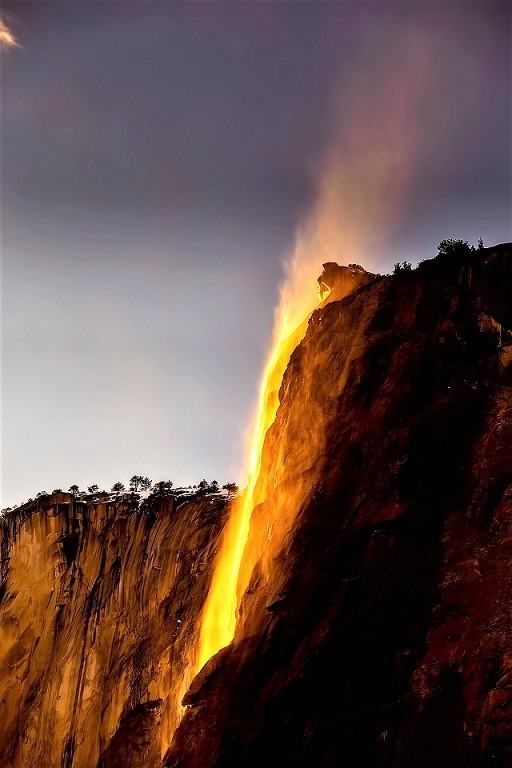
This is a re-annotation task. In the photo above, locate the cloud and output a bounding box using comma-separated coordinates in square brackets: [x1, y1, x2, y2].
[0, 16, 19, 50]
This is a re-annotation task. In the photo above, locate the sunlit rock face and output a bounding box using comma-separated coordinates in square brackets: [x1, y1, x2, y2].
[317, 261, 375, 302]
[0, 491, 228, 768]
[165, 245, 512, 768]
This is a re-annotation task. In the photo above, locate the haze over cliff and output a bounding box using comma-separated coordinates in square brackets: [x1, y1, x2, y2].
[1, 243, 512, 767]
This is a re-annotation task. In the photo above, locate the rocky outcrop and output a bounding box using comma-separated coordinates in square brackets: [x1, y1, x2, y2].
[0, 491, 228, 768]
[164, 244, 512, 768]
[318, 261, 376, 302]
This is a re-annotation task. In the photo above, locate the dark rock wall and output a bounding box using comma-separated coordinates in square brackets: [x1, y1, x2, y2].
[165, 246, 512, 768]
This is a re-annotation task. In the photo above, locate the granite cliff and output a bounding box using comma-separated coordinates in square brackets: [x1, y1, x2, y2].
[0, 491, 228, 768]
[1, 244, 511, 767]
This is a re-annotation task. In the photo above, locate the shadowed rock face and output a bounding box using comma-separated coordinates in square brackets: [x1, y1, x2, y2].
[0, 492, 228, 768]
[1, 245, 511, 768]
[164, 245, 512, 768]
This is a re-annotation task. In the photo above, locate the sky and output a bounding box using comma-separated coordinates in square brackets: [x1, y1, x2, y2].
[1, 1, 511, 508]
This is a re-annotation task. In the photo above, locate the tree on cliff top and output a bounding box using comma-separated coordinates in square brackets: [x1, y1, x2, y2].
[111, 482, 125, 493]
[130, 475, 152, 492]
[197, 479, 220, 494]
[393, 261, 412, 273]
[151, 481, 173, 497]
[437, 238, 474, 257]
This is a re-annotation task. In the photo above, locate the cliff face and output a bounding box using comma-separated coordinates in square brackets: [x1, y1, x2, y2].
[0, 492, 228, 768]
[2, 245, 511, 768]
[166, 245, 512, 768]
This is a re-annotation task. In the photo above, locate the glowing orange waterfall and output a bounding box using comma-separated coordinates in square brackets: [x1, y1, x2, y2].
[196, 313, 311, 670]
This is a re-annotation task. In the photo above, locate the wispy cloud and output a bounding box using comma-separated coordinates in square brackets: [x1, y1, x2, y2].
[0, 15, 19, 50]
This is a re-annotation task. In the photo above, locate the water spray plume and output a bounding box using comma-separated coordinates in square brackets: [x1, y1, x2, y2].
[0, 17, 19, 50]
[196, 30, 436, 673]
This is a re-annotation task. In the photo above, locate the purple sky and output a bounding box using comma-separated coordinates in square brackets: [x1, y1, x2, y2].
[1, 1, 511, 508]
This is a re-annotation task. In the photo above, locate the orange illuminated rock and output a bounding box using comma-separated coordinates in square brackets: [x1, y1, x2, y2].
[196, 261, 377, 673]
[0, 491, 228, 768]
[317, 261, 376, 302]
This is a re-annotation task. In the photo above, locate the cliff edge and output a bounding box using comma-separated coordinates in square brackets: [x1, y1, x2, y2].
[166, 244, 512, 768]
